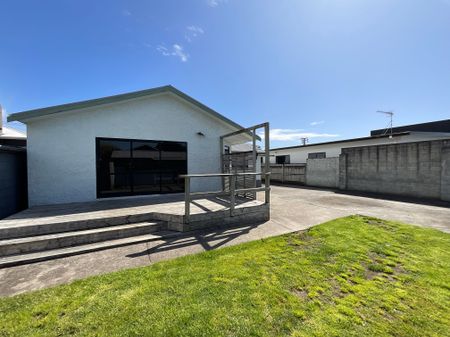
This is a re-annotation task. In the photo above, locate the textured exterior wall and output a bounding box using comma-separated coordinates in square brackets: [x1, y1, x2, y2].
[0, 149, 27, 218]
[339, 139, 450, 200]
[306, 157, 339, 188]
[26, 93, 239, 206]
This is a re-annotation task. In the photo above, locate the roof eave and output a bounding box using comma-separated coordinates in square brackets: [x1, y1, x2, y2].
[7, 85, 259, 142]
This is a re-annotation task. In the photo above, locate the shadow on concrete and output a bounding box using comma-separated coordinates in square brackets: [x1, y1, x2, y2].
[126, 222, 265, 258]
[271, 182, 450, 208]
[4, 194, 255, 221]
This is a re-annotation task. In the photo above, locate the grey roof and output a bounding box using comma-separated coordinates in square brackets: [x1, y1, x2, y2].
[271, 132, 412, 151]
[371, 118, 450, 136]
[7, 85, 247, 134]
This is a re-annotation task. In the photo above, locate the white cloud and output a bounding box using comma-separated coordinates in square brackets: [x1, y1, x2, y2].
[310, 121, 324, 126]
[122, 9, 131, 16]
[157, 44, 189, 62]
[258, 129, 339, 142]
[207, 0, 227, 7]
[185, 25, 204, 42]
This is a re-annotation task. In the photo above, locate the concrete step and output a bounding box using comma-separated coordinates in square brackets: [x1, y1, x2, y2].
[0, 230, 181, 268]
[0, 213, 159, 240]
[0, 221, 167, 257]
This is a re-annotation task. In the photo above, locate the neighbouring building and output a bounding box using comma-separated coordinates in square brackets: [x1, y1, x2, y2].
[269, 119, 450, 164]
[0, 109, 28, 218]
[0, 110, 26, 147]
[7, 85, 255, 206]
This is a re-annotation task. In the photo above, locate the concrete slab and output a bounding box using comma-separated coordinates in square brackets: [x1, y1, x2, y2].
[1, 185, 449, 297]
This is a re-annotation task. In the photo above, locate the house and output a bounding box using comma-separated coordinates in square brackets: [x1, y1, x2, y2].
[0, 109, 26, 147]
[7, 85, 255, 206]
[270, 119, 450, 164]
[0, 109, 28, 218]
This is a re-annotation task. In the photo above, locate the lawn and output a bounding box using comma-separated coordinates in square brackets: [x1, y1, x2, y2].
[1, 215, 449, 337]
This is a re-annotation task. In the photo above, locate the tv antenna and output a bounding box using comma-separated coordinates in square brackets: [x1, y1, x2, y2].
[300, 137, 308, 146]
[376, 110, 394, 138]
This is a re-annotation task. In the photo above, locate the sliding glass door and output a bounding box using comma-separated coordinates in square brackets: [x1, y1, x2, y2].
[96, 138, 187, 198]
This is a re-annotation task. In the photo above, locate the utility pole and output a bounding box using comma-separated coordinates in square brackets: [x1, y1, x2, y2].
[300, 137, 308, 146]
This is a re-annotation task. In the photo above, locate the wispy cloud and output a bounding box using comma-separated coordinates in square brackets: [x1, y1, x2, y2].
[258, 129, 339, 142]
[185, 25, 204, 42]
[206, 0, 227, 7]
[122, 9, 131, 16]
[310, 121, 324, 126]
[157, 44, 189, 62]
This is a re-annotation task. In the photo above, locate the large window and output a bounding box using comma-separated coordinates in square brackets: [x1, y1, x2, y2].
[96, 138, 187, 198]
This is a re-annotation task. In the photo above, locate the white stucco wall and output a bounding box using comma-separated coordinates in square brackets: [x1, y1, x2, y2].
[269, 132, 450, 164]
[26, 92, 240, 206]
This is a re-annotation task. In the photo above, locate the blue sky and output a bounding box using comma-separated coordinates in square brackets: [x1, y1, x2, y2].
[1, 0, 449, 148]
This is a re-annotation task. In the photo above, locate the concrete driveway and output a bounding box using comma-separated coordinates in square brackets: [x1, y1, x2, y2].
[1, 185, 449, 297]
[269, 185, 450, 233]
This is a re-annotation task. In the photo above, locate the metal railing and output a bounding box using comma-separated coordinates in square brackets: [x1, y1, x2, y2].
[180, 172, 271, 223]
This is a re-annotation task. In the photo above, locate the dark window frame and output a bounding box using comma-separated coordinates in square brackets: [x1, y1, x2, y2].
[95, 137, 188, 198]
[275, 155, 290, 164]
[308, 152, 326, 159]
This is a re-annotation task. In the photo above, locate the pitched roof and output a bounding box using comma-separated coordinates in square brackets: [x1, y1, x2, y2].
[6, 85, 246, 133]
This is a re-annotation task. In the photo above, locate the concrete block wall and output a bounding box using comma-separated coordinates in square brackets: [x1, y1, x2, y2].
[339, 139, 450, 201]
[306, 157, 339, 188]
[441, 142, 450, 201]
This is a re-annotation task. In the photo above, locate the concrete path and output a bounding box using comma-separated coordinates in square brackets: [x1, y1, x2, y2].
[1, 185, 449, 297]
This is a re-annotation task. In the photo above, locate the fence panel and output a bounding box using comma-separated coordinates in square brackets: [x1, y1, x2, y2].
[263, 164, 305, 184]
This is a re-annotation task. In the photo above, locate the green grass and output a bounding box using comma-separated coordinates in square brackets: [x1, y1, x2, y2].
[1, 215, 449, 337]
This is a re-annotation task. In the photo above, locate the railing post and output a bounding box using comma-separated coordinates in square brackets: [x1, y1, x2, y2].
[185, 176, 190, 223]
[265, 172, 271, 205]
[230, 174, 236, 216]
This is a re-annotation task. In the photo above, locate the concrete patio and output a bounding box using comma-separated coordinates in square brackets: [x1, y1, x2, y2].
[0, 193, 267, 267]
[1, 185, 449, 297]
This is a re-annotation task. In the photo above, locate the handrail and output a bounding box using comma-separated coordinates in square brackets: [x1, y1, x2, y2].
[182, 172, 271, 223]
[180, 172, 262, 178]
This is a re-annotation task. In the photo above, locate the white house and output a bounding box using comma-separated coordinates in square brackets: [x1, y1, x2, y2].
[8, 85, 254, 206]
[0, 107, 26, 147]
[270, 119, 450, 164]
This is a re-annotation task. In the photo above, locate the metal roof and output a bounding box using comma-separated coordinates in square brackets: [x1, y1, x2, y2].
[0, 126, 27, 139]
[371, 119, 450, 136]
[6, 86, 247, 134]
[270, 132, 412, 151]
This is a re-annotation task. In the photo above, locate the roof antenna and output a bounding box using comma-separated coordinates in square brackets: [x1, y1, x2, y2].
[300, 137, 308, 146]
[376, 110, 394, 138]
